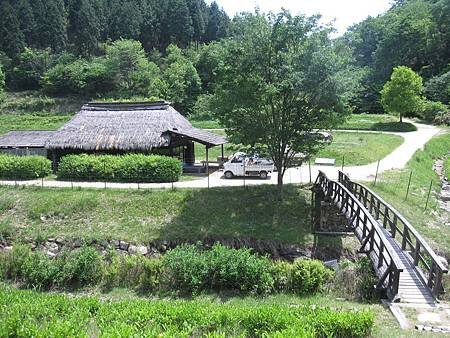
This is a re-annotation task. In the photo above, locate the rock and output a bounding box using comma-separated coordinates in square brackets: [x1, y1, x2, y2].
[4, 246, 13, 252]
[40, 216, 46, 222]
[423, 326, 432, 332]
[99, 240, 109, 249]
[137, 245, 148, 255]
[46, 251, 56, 258]
[438, 255, 448, 268]
[415, 325, 424, 331]
[128, 245, 137, 254]
[324, 259, 339, 270]
[111, 240, 120, 248]
[73, 239, 82, 248]
[55, 238, 64, 245]
[119, 241, 129, 251]
[45, 242, 59, 253]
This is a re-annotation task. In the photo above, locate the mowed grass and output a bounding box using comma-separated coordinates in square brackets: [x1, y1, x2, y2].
[0, 184, 312, 245]
[337, 114, 417, 132]
[371, 132, 450, 255]
[0, 113, 72, 135]
[189, 118, 222, 129]
[315, 132, 404, 166]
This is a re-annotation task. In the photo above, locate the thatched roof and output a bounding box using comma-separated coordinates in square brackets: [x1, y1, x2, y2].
[46, 101, 226, 151]
[0, 131, 55, 148]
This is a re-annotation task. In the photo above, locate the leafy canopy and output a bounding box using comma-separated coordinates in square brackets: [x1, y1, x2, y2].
[212, 11, 350, 195]
[381, 66, 423, 122]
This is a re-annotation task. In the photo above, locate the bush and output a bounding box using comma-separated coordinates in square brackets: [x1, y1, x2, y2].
[425, 71, 450, 105]
[334, 258, 378, 302]
[290, 259, 333, 295]
[11, 48, 53, 90]
[0, 244, 31, 281]
[271, 260, 292, 292]
[416, 100, 448, 122]
[0, 155, 51, 180]
[435, 111, 450, 126]
[103, 252, 162, 291]
[55, 247, 103, 287]
[56, 154, 182, 183]
[163, 244, 274, 295]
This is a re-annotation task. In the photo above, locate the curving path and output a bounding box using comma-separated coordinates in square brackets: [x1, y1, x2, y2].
[0, 121, 443, 190]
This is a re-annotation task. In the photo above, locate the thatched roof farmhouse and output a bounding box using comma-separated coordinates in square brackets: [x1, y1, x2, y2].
[0, 131, 55, 156]
[45, 101, 226, 166]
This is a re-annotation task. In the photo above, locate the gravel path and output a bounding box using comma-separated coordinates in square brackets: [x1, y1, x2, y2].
[0, 121, 442, 190]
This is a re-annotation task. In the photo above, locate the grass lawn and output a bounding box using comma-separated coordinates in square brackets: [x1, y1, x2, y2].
[337, 114, 417, 132]
[370, 132, 450, 255]
[0, 113, 72, 135]
[0, 184, 314, 245]
[315, 132, 404, 166]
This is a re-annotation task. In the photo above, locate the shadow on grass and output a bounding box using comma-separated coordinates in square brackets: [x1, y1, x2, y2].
[371, 122, 417, 132]
[156, 184, 313, 247]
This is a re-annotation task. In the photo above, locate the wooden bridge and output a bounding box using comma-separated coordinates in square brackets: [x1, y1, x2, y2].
[313, 171, 448, 304]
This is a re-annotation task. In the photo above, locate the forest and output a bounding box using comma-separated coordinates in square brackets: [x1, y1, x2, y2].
[0, 0, 448, 123]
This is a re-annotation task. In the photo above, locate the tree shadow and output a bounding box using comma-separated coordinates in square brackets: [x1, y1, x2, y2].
[153, 184, 313, 248]
[371, 122, 417, 132]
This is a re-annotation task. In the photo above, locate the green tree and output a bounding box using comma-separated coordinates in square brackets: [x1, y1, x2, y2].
[105, 39, 162, 97]
[0, 0, 25, 59]
[67, 0, 101, 56]
[212, 12, 349, 198]
[381, 66, 424, 122]
[12, 48, 53, 90]
[106, 0, 144, 40]
[0, 64, 5, 102]
[162, 44, 201, 113]
[425, 71, 450, 105]
[204, 1, 229, 42]
[13, 0, 36, 45]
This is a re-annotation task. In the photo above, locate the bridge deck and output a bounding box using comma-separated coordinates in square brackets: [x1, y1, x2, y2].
[314, 170, 448, 304]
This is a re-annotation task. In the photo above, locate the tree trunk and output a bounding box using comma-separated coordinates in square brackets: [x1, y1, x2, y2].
[399, 113, 403, 123]
[277, 170, 284, 201]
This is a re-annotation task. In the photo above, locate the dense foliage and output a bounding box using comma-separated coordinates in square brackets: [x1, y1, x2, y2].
[0, 244, 333, 297]
[0, 0, 230, 59]
[344, 0, 450, 114]
[211, 12, 353, 196]
[0, 285, 374, 337]
[56, 153, 182, 183]
[0, 155, 51, 180]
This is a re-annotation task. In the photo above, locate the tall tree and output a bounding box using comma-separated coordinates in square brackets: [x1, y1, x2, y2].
[162, 0, 193, 48]
[381, 66, 423, 122]
[67, 0, 101, 56]
[204, 1, 229, 42]
[106, 0, 144, 40]
[31, 0, 67, 52]
[13, 0, 36, 46]
[0, 0, 25, 59]
[212, 12, 349, 198]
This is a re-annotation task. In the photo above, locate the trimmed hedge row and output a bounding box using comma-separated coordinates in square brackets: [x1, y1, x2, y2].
[0, 244, 333, 296]
[0, 155, 51, 180]
[57, 153, 182, 182]
[0, 285, 374, 337]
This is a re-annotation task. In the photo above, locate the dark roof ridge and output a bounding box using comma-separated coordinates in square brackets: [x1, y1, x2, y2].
[83, 101, 171, 111]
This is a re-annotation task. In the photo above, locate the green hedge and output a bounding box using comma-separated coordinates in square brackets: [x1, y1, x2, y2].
[0, 285, 374, 337]
[0, 244, 334, 297]
[0, 155, 51, 180]
[57, 154, 182, 183]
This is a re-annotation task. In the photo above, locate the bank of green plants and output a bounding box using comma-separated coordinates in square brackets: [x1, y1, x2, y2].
[0, 244, 333, 297]
[57, 154, 182, 183]
[0, 284, 374, 337]
[0, 155, 51, 180]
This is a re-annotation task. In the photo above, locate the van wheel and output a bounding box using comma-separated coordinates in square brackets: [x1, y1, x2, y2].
[224, 171, 234, 179]
[259, 171, 268, 179]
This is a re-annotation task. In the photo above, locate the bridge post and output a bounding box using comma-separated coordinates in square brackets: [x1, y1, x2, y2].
[312, 184, 325, 230]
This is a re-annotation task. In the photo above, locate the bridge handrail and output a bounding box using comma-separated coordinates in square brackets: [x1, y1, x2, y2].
[338, 171, 448, 297]
[316, 171, 406, 272]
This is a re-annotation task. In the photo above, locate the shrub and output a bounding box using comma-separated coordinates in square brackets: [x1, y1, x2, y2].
[22, 251, 58, 290]
[425, 71, 450, 105]
[0, 155, 52, 180]
[55, 247, 103, 287]
[163, 244, 274, 295]
[435, 111, 450, 126]
[103, 252, 162, 291]
[290, 259, 333, 295]
[0, 244, 31, 281]
[57, 154, 182, 183]
[416, 100, 448, 122]
[334, 258, 378, 301]
[271, 260, 292, 292]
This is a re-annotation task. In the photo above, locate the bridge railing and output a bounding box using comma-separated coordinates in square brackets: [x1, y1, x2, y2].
[316, 171, 405, 299]
[338, 171, 448, 298]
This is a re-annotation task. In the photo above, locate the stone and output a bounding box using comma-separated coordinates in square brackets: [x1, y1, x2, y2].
[324, 259, 338, 270]
[111, 240, 120, 248]
[46, 242, 59, 253]
[4, 246, 13, 252]
[137, 245, 148, 255]
[415, 325, 424, 331]
[73, 239, 82, 248]
[119, 241, 129, 251]
[418, 312, 441, 323]
[128, 245, 137, 254]
[40, 216, 46, 222]
[46, 251, 56, 258]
